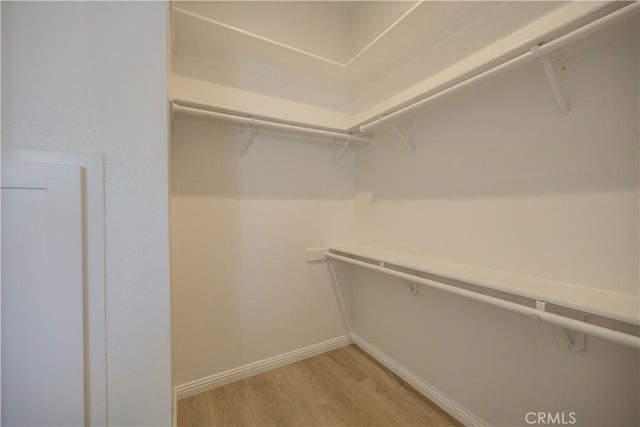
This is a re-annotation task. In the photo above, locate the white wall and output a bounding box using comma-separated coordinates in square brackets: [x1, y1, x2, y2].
[352, 16, 639, 426]
[1, 2, 172, 425]
[170, 116, 354, 385]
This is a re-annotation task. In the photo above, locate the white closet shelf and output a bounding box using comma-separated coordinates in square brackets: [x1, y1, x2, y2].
[170, 2, 638, 136]
[171, 100, 373, 144]
[356, 1, 639, 133]
[327, 244, 639, 327]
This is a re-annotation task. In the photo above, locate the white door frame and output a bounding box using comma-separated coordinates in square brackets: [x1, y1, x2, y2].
[2, 147, 107, 427]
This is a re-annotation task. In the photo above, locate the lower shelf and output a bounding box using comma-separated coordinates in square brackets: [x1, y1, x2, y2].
[327, 245, 640, 348]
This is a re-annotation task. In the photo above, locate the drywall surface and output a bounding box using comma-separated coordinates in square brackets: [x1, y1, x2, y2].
[1, 2, 171, 425]
[170, 116, 354, 385]
[352, 17, 639, 426]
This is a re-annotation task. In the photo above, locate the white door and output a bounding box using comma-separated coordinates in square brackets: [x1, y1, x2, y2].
[1, 161, 85, 426]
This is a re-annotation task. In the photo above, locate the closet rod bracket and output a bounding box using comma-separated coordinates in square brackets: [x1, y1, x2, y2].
[333, 140, 351, 165]
[555, 326, 585, 352]
[554, 311, 586, 352]
[535, 300, 585, 351]
[531, 45, 569, 116]
[240, 120, 256, 156]
[399, 278, 419, 295]
[389, 124, 415, 152]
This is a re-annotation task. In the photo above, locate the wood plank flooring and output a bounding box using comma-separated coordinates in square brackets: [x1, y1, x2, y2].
[177, 344, 461, 426]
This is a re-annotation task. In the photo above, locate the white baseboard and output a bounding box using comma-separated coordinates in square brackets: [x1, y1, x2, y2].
[174, 335, 351, 400]
[350, 333, 486, 427]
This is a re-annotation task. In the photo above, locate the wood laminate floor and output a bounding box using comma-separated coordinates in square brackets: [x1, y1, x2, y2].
[177, 344, 461, 426]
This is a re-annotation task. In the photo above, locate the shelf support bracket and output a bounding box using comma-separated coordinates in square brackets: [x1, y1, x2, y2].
[240, 121, 256, 156]
[402, 280, 419, 295]
[389, 124, 414, 152]
[531, 45, 569, 116]
[381, 260, 419, 295]
[535, 300, 585, 351]
[333, 140, 350, 165]
[554, 311, 586, 352]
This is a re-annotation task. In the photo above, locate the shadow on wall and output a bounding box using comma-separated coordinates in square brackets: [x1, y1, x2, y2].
[356, 17, 639, 202]
[169, 114, 356, 384]
[169, 117, 245, 375]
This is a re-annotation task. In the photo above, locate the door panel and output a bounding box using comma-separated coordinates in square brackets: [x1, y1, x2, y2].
[2, 147, 106, 426]
[2, 161, 85, 426]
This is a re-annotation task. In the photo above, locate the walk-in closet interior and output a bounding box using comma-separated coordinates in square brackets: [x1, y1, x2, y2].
[169, 2, 639, 425]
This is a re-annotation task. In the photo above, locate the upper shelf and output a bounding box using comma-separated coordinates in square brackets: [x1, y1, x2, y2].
[171, 100, 372, 144]
[328, 244, 640, 326]
[170, 1, 634, 132]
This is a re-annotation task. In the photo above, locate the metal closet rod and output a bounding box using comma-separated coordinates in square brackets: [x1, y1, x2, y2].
[326, 252, 640, 349]
[172, 101, 373, 144]
[359, 2, 640, 133]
